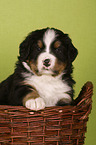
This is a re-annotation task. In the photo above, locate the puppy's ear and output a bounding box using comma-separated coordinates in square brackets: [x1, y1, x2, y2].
[67, 36, 78, 62]
[19, 38, 31, 61]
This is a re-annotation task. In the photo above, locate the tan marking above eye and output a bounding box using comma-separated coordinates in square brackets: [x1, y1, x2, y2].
[54, 41, 61, 48]
[37, 40, 43, 48]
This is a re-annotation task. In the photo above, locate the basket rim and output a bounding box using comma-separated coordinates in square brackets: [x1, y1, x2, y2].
[0, 81, 93, 120]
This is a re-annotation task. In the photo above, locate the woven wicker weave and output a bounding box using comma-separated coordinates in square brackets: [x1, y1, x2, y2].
[0, 81, 93, 145]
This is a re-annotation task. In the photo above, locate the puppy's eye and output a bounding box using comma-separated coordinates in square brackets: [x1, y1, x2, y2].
[54, 41, 61, 49]
[37, 40, 43, 49]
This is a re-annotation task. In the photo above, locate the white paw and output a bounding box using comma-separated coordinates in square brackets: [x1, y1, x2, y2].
[25, 98, 45, 111]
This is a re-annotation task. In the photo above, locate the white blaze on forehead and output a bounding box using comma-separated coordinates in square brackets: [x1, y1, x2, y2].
[43, 29, 56, 53]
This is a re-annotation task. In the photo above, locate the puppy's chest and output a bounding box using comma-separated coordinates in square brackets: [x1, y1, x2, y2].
[25, 75, 71, 106]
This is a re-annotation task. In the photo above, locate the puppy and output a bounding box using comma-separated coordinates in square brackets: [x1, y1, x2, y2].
[0, 28, 78, 110]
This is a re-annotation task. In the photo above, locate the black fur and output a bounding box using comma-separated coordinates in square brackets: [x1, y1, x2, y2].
[0, 28, 78, 106]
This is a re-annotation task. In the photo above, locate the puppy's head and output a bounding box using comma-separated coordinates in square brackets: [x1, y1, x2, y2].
[19, 28, 78, 76]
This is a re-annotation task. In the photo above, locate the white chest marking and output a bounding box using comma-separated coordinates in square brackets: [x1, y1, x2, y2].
[24, 74, 72, 107]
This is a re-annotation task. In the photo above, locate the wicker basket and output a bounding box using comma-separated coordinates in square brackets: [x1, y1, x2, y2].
[0, 82, 93, 145]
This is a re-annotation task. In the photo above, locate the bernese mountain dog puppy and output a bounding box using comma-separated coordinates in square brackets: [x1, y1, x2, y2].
[0, 28, 78, 110]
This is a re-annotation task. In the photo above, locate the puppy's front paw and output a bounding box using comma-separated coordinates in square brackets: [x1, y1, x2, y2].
[25, 98, 45, 111]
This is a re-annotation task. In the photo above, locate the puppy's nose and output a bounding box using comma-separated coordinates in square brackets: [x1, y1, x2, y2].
[43, 59, 51, 67]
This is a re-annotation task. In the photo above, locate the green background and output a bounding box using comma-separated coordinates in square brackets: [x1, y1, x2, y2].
[0, 0, 96, 144]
